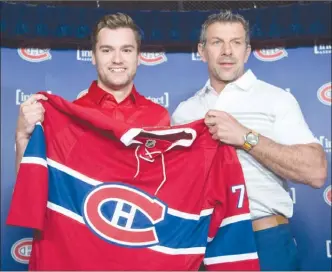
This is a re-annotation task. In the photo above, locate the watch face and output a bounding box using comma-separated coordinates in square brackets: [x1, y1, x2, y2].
[247, 133, 259, 145]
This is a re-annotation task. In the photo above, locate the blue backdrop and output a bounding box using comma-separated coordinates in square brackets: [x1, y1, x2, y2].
[1, 44, 331, 271]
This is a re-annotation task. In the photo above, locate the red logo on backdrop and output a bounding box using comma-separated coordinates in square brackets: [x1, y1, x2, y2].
[11, 238, 32, 264]
[253, 48, 288, 61]
[139, 52, 167, 65]
[317, 82, 331, 106]
[83, 183, 166, 247]
[17, 48, 52, 62]
[324, 185, 331, 206]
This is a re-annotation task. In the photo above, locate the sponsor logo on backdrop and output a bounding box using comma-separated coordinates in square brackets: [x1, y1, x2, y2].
[146, 92, 169, 108]
[323, 185, 331, 206]
[289, 187, 296, 204]
[18, 48, 51, 62]
[139, 52, 167, 66]
[253, 48, 288, 62]
[319, 136, 331, 153]
[16, 89, 52, 105]
[314, 44, 331, 55]
[11, 238, 32, 264]
[192, 51, 201, 61]
[317, 82, 331, 106]
[327, 240, 331, 258]
[77, 49, 92, 61]
[77, 89, 89, 99]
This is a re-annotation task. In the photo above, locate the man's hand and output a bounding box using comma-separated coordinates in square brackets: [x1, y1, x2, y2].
[16, 94, 48, 143]
[204, 110, 249, 147]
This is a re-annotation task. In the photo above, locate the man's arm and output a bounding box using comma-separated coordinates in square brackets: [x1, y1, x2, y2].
[246, 135, 327, 188]
[15, 138, 29, 174]
[15, 94, 47, 173]
[205, 110, 327, 189]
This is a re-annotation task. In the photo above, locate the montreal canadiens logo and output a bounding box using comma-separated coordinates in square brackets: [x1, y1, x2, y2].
[11, 238, 32, 264]
[253, 48, 288, 61]
[317, 82, 331, 106]
[83, 184, 166, 247]
[324, 185, 331, 206]
[18, 48, 52, 62]
[139, 52, 167, 65]
[76, 89, 88, 99]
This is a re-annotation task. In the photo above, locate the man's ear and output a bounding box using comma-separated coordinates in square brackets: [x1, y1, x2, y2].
[198, 43, 207, 63]
[92, 51, 96, 65]
[244, 44, 251, 63]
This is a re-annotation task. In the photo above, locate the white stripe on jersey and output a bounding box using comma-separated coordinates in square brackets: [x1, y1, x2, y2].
[42, 159, 214, 220]
[47, 201, 206, 255]
[204, 252, 258, 265]
[149, 245, 205, 255]
[47, 201, 85, 224]
[21, 157, 48, 168]
[167, 208, 213, 220]
[220, 213, 251, 228]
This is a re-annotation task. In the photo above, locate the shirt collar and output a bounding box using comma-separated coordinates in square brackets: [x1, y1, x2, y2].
[200, 69, 257, 95]
[86, 80, 138, 106]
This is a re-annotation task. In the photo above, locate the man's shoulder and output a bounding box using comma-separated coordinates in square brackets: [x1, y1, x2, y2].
[255, 78, 298, 102]
[176, 84, 208, 110]
[171, 89, 207, 125]
[256, 79, 289, 96]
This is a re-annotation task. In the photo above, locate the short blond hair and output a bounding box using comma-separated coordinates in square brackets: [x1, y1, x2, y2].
[91, 13, 142, 52]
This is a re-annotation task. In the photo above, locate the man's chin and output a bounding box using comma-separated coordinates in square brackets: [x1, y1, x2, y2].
[106, 81, 130, 91]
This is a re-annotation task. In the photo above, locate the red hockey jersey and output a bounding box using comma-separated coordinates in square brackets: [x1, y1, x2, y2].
[7, 93, 259, 271]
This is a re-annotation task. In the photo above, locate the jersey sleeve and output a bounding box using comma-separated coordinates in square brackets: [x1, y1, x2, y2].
[7, 123, 48, 231]
[204, 145, 260, 271]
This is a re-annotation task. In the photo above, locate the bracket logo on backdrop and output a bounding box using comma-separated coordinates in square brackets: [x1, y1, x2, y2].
[146, 92, 169, 108]
[18, 48, 52, 62]
[11, 238, 32, 264]
[76, 49, 167, 66]
[314, 43, 331, 55]
[317, 82, 331, 106]
[327, 240, 331, 258]
[77, 49, 92, 61]
[253, 48, 288, 62]
[16, 89, 52, 105]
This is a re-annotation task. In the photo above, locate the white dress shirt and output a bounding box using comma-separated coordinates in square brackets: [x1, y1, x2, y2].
[172, 69, 319, 220]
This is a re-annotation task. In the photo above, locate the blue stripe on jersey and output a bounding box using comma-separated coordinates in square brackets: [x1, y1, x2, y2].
[205, 219, 257, 257]
[24, 124, 46, 158]
[48, 165, 211, 249]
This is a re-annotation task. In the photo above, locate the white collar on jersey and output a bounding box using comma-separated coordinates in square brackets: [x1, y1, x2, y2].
[120, 127, 197, 151]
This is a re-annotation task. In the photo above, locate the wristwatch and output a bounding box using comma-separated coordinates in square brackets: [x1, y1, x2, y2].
[243, 130, 259, 152]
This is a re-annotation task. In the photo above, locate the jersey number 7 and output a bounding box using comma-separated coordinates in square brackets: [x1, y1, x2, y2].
[231, 185, 245, 208]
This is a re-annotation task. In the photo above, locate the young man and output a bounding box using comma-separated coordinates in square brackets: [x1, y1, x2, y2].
[15, 13, 170, 173]
[172, 11, 327, 271]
